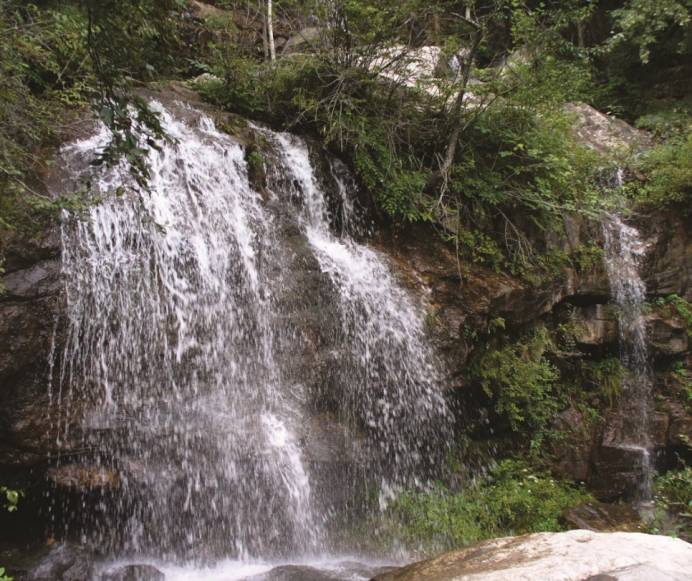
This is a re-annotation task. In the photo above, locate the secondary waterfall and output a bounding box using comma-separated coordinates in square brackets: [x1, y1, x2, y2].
[51, 100, 451, 566]
[602, 209, 654, 500]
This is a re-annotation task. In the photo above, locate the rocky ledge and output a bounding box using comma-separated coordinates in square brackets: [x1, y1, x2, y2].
[373, 530, 692, 581]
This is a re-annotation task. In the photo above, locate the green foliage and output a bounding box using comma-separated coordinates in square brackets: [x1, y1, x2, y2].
[583, 358, 624, 408]
[0, 0, 192, 243]
[634, 132, 692, 211]
[0, 485, 21, 513]
[651, 466, 692, 539]
[0, 485, 20, 581]
[635, 99, 692, 140]
[471, 327, 560, 451]
[653, 294, 692, 336]
[670, 361, 692, 413]
[607, 0, 692, 65]
[383, 459, 591, 551]
[572, 243, 604, 274]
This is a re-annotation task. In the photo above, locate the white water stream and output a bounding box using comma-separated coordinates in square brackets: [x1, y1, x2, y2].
[51, 100, 451, 577]
[602, 209, 654, 500]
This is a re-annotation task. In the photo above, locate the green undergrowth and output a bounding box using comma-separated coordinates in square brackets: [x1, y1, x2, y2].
[464, 313, 636, 459]
[378, 459, 592, 552]
[651, 466, 692, 540]
[653, 294, 692, 337]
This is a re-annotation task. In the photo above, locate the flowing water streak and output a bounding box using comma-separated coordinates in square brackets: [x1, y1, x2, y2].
[57, 102, 320, 559]
[602, 209, 654, 499]
[267, 132, 452, 506]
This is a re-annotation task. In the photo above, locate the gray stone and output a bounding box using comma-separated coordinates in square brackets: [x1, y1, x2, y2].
[100, 564, 165, 581]
[565, 102, 652, 156]
[373, 530, 692, 581]
[28, 544, 94, 581]
[283, 27, 321, 54]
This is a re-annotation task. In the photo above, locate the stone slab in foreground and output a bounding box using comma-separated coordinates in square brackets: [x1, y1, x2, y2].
[372, 530, 692, 581]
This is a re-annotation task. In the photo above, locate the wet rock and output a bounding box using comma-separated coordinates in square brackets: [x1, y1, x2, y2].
[248, 564, 339, 580]
[589, 444, 648, 500]
[47, 464, 120, 492]
[28, 543, 94, 581]
[573, 304, 618, 347]
[647, 314, 688, 356]
[565, 102, 652, 156]
[665, 400, 692, 448]
[561, 502, 643, 532]
[283, 27, 321, 54]
[549, 406, 596, 481]
[100, 564, 165, 581]
[650, 412, 670, 448]
[639, 213, 692, 301]
[373, 530, 692, 581]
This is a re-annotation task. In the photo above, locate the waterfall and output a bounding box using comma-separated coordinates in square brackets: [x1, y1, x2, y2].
[52, 100, 451, 565]
[602, 204, 654, 500]
[266, 131, 451, 506]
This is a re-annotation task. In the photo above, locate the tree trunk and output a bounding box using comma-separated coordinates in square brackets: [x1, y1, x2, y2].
[438, 28, 482, 185]
[267, 0, 276, 63]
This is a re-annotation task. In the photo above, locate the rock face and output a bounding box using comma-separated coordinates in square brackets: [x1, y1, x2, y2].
[0, 227, 63, 466]
[373, 530, 692, 581]
[565, 102, 652, 155]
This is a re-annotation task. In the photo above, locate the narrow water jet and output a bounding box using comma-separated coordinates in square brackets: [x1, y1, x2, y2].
[602, 206, 654, 501]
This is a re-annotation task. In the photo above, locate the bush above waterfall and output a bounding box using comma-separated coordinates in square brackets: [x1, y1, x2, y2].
[633, 131, 692, 212]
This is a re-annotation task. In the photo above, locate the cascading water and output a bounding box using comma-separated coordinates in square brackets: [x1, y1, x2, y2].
[57, 102, 320, 560]
[266, 131, 452, 505]
[50, 99, 451, 575]
[602, 197, 654, 500]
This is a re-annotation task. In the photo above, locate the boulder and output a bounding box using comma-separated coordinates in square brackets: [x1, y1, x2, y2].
[100, 564, 165, 581]
[248, 564, 339, 580]
[28, 543, 94, 581]
[190, 1, 228, 20]
[282, 27, 321, 54]
[373, 530, 692, 581]
[565, 102, 652, 156]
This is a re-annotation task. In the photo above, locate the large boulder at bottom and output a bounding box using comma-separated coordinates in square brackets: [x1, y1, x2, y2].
[372, 530, 692, 581]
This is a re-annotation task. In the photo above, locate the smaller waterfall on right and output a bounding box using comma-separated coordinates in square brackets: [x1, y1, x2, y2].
[602, 210, 654, 501]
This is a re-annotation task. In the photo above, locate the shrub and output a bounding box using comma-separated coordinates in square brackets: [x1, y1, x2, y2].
[634, 132, 692, 212]
[651, 467, 692, 539]
[383, 459, 591, 551]
[471, 327, 560, 450]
